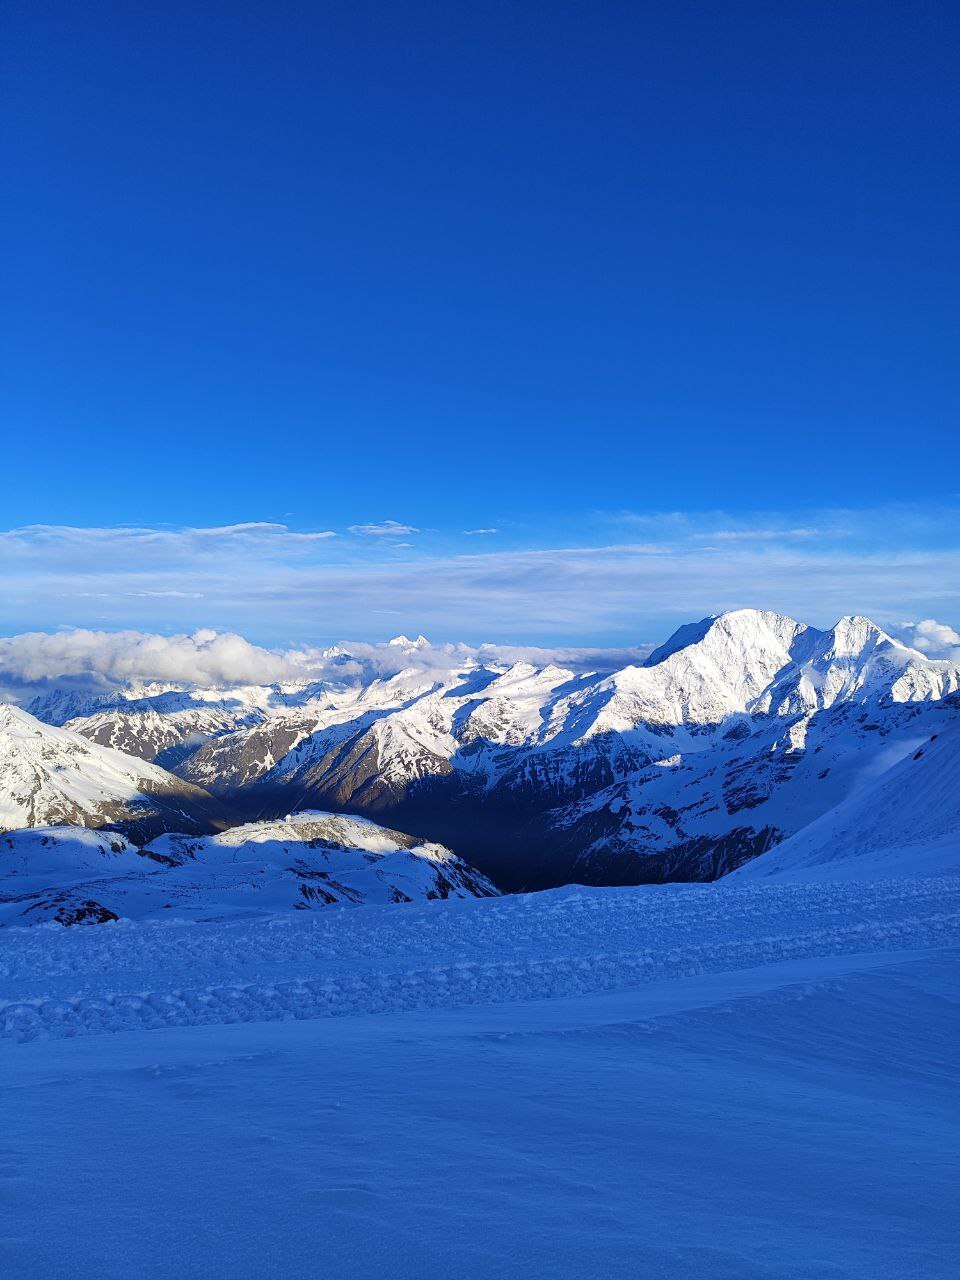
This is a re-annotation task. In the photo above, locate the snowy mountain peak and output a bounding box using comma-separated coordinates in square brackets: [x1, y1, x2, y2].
[645, 609, 812, 671]
[388, 634, 431, 649]
[822, 615, 900, 658]
[0, 809, 499, 925]
[9, 608, 959, 892]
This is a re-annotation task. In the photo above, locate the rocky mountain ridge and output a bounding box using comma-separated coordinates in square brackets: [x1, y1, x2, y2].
[12, 609, 960, 889]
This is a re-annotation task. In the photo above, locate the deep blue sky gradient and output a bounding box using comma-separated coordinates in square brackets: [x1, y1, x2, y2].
[3, 0, 958, 540]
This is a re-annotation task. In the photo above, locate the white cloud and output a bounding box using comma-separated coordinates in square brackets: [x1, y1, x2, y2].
[348, 520, 419, 537]
[0, 629, 301, 691]
[463, 528, 499, 536]
[896, 618, 960, 660]
[706, 528, 821, 542]
[0, 627, 658, 700]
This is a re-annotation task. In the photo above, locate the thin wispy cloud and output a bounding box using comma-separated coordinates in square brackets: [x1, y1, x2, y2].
[0, 522, 338, 567]
[126, 590, 205, 599]
[463, 528, 499, 536]
[705, 528, 821, 542]
[348, 520, 419, 537]
[1, 509, 958, 648]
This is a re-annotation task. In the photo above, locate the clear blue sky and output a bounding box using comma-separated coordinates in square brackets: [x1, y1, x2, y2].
[2, 2, 958, 644]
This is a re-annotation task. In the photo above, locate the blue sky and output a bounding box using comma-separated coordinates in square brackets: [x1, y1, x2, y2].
[2, 2, 958, 645]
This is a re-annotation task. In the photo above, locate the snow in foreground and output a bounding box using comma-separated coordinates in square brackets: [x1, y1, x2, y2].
[1, 877, 957, 1278]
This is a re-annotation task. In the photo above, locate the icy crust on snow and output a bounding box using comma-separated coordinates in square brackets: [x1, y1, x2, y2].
[0, 812, 498, 927]
[0, 875, 956, 1042]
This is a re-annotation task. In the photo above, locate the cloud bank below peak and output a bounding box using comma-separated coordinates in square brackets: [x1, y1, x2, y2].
[0, 627, 662, 700]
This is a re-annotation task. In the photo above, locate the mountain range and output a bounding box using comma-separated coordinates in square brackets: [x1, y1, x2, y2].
[4, 607, 958, 909]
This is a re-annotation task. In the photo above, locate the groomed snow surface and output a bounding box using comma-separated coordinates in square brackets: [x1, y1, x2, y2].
[2, 875, 958, 1278]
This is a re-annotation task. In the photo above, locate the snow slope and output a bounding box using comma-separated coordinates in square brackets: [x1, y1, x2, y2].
[0, 877, 956, 1277]
[0, 704, 227, 838]
[0, 811, 497, 926]
[733, 726, 960, 882]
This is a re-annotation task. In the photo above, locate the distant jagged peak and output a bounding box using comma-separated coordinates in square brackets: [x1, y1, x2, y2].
[387, 634, 431, 649]
[752, 614, 959, 716]
[481, 661, 574, 695]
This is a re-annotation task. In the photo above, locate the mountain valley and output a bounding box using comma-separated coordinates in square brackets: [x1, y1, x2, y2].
[9, 608, 956, 899]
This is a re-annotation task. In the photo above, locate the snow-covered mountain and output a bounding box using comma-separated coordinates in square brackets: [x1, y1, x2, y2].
[0, 704, 228, 839]
[25, 682, 331, 765]
[19, 610, 960, 888]
[732, 725, 960, 882]
[0, 810, 498, 925]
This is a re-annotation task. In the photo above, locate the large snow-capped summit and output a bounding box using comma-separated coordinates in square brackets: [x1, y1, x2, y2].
[639, 608, 948, 720]
[0, 704, 227, 839]
[19, 609, 960, 888]
[0, 810, 498, 925]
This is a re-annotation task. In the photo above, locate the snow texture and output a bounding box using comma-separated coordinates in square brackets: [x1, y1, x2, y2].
[0, 876, 956, 1277]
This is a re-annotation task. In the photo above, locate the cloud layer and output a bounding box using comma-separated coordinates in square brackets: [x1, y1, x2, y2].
[0, 629, 300, 690]
[899, 618, 960, 661]
[1, 511, 958, 651]
[347, 520, 419, 537]
[0, 627, 663, 700]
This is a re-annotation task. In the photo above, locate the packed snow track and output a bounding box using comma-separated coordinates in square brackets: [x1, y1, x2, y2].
[1, 876, 957, 1042]
[1, 877, 957, 1279]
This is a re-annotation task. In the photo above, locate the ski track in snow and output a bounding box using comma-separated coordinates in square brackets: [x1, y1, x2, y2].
[2, 876, 957, 1043]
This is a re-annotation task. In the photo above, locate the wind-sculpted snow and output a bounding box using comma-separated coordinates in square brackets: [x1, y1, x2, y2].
[1, 876, 956, 1042]
[1, 870, 957, 1279]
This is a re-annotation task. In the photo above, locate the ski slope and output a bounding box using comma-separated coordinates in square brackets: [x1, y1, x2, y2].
[734, 727, 960, 882]
[1, 876, 957, 1278]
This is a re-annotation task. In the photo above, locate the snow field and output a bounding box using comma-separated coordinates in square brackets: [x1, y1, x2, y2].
[1, 876, 957, 1042]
